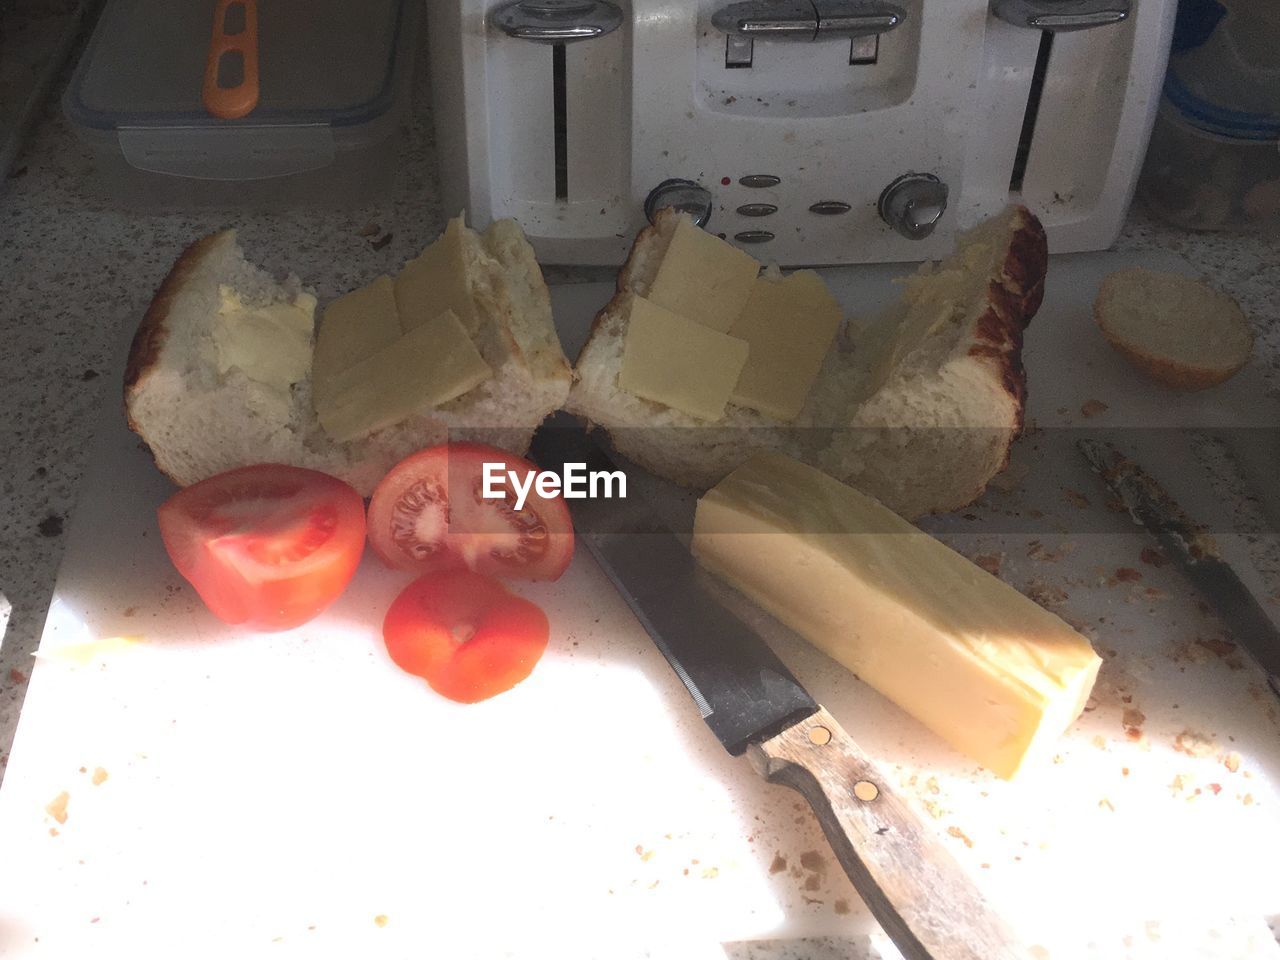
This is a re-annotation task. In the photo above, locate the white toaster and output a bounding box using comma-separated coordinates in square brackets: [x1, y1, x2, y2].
[426, 0, 1176, 265]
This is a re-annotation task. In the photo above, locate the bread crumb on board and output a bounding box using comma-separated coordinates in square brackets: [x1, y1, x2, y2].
[1174, 730, 1216, 758]
[45, 791, 70, 824]
[91, 767, 108, 786]
[374, 915, 388, 928]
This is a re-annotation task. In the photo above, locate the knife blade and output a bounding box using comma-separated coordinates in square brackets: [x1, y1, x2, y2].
[530, 423, 1031, 960]
[1077, 438, 1280, 697]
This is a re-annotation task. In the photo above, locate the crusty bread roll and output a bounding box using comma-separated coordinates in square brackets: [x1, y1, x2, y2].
[125, 220, 571, 496]
[567, 206, 1047, 519]
[1094, 267, 1253, 391]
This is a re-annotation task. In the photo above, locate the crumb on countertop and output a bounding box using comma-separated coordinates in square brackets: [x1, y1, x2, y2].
[1081, 399, 1109, 418]
[45, 790, 69, 824]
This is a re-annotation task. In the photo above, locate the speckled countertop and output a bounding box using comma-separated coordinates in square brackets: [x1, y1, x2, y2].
[1, 16, 1279, 959]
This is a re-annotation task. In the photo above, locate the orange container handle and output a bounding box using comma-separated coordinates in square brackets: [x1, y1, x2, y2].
[202, 0, 260, 120]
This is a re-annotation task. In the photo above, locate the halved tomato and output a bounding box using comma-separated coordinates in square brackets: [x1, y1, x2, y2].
[383, 570, 550, 703]
[157, 464, 366, 631]
[366, 443, 574, 582]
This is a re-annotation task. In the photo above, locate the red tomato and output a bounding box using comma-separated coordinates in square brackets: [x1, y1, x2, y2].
[157, 464, 366, 631]
[367, 443, 574, 582]
[382, 570, 550, 702]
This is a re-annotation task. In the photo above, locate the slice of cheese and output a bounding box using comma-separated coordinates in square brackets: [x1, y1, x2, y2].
[618, 295, 750, 422]
[692, 452, 1102, 779]
[395, 217, 479, 336]
[209, 285, 316, 390]
[312, 276, 402, 402]
[646, 217, 761, 333]
[315, 309, 492, 442]
[728, 270, 842, 421]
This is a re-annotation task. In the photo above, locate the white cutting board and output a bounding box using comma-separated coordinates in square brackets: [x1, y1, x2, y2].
[1, 251, 1279, 960]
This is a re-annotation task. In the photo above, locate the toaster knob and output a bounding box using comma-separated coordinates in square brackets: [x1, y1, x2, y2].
[491, 0, 624, 43]
[991, 0, 1129, 31]
[644, 179, 714, 229]
[878, 174, 949, 240]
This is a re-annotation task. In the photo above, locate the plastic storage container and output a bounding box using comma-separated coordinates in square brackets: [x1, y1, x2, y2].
[63, 0, 417, 208]
[1138, 0, 1280, 232]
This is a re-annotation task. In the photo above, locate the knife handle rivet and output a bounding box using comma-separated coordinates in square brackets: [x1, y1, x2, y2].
[807, 726, 832, 746]
[853, 780, 880, 803]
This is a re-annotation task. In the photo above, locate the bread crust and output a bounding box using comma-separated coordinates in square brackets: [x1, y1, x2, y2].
[124, 231, 232, 416]
[1094, 323, 1249, 391]
[967, 206, 1048, 443]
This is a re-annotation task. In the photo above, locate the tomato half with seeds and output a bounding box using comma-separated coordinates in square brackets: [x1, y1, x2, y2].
[157, 464, 366, 631]
[366, 443, 574, 582]
[383, 570, 550, 702]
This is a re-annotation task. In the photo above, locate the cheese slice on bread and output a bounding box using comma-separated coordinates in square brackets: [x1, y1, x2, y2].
[125, 218, 571, 496]
[568, 206, 1047, 519]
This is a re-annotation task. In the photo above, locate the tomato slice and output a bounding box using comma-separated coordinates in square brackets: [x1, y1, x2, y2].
[366, 443, 574, 582]
[157, 464, 366, 631]
[382, 570, 550, 702]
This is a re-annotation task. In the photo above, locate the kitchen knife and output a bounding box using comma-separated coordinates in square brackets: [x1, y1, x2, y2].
[530, 424, 1031, 960]
[1078, 438, 1280, 697]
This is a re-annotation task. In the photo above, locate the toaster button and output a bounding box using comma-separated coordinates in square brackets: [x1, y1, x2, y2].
[739, 174, 781, 188]
[849, 34, 878, 64]
[725, 34, 754, 68]
[736, 203, 778, 217]
[734, 230, 775, 243]
[809, 200, 852, 215]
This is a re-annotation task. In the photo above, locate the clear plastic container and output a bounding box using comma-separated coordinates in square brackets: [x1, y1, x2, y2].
[63, 0, 418, 208]
[1137, 0, 1280, 232]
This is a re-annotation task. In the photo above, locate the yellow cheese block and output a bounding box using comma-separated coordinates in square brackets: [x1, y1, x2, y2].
[646, 217, 761, 333]
[618, 295, 750, 422]
[692, 453, 1102, 779]
[728, 271, 841, 421]
[311, 276, 402, 402]
[209, 285, 316, 389]
[395, 217, 479, 336]
[315, 309, 492, 443]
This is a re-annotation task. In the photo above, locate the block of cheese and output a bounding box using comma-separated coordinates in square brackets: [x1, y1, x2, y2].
[728, 270, 842, 420]
[646, 217, 761, 333]
[208, 285, 316, 390]
[395, 216, 479, 336]
[312, 275, 402, 401]
[692, 452, 1102, 779]
[315, 309, 492, 442]
[618, 295, 750, 422]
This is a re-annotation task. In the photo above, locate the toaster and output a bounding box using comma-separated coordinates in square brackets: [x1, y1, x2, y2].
[426, 0, 1176, 265]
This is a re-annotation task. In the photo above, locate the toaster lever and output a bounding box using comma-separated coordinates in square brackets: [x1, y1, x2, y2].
[712, 0, 903, 41]
[878, 173, 949, 240]
[491, 0, 624, 43]
[812, 0, 905, 37]
[991, 0, 1130, 32]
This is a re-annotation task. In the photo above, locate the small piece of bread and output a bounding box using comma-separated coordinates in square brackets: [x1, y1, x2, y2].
[1094, 268, 1253, 391]
[125, 220, 571, 496]
[568, 206, 1047, 519]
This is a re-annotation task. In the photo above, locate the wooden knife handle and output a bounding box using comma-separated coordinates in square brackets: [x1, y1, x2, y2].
[747, 706, 1032, 960]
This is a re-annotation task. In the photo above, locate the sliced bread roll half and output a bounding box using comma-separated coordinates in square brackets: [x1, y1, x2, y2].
[125, 220, 571, 496]
[567, 206, 1047, 519]
[1094, 267, 1253, 391]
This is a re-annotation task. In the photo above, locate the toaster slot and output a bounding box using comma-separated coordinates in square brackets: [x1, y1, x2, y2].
[1009, 32, 1054, 193]
[1017, 0, 1174, 250]
[479, 21, 631, 238]
[553, 43, 568, 199]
